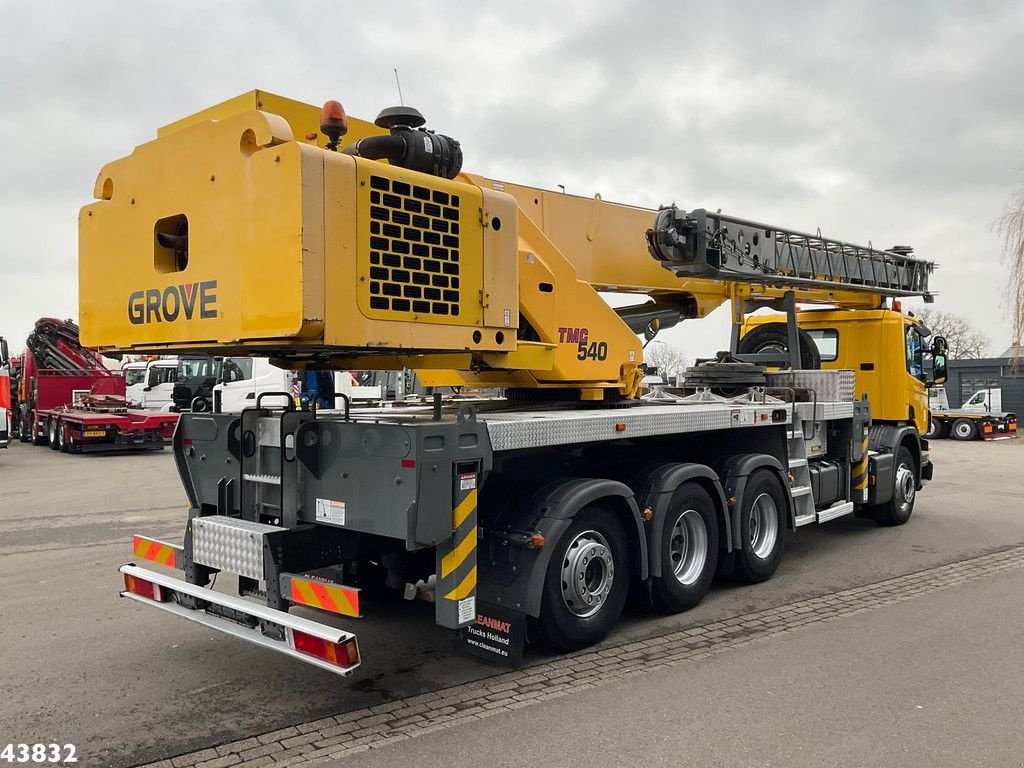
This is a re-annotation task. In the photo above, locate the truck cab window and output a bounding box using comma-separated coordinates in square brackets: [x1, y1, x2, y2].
[221, 357, 252, 383]
[806, 329, 839, 362]
[905, 326, 924, 379]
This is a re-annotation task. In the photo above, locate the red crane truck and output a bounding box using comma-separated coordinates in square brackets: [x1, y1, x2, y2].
[18, 318, 178, 453]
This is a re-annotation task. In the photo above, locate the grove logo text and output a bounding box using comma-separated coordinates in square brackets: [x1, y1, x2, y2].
[128, 281, 217, 324]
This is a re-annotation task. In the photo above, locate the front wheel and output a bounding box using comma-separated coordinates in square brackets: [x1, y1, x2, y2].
[951, 418, 976, 441]
[871, 445, 917, 526]
[924, 418, 949, 439]
[651, 484, 720, 613]
[57, 420, 68, 452]
[734, 469, 788, 583]
[534, 506, 631, 651]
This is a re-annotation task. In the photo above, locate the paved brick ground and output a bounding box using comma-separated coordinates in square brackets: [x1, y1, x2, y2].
[136, 544, 1024, 768]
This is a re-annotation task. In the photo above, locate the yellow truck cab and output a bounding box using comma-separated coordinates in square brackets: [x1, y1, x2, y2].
[744, 308, 933, 434]
[741, 306, 947, 519]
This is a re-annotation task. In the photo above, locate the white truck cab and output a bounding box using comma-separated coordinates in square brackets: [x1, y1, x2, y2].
[124, 359, 178, 410]
[214, 357, 293, 412]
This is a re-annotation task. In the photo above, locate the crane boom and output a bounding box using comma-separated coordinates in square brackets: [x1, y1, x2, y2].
[646, 205, 934, 300]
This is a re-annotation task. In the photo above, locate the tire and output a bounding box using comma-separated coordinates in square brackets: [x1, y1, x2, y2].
[737, 323, 821, 370]
[47, 418, 60, 450]
[651, 484, 720, 613]
[871, 445, 917, 526]
[734, 469, 788, 583]
[534, 506, 631, 651]
[951, 418, 976, 441]
[191, 397, 210, 413]
[57, 420, 68, 452]
[924, 418, 949, 439]
[19, 409, 32, 443]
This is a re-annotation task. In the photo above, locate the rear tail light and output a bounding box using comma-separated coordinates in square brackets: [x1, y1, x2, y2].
[287, 629, 359, 668]
[123, 573, 165, 602]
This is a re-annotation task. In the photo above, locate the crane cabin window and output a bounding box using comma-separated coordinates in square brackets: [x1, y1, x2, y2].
[806, 329, 839, 362]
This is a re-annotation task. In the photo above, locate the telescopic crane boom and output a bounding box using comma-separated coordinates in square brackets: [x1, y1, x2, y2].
[79, 91, 935, 399]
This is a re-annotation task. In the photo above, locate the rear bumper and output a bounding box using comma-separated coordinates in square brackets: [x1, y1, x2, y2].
[119, 563, 360, 676]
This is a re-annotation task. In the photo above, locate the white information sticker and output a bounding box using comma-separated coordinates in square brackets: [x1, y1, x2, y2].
[458, 595, 476, 625]
[315, 498, 346, 525]
[459, 473, 477, 491]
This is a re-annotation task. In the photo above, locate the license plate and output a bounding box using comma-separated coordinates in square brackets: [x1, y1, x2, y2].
[84, 430, 106, 438]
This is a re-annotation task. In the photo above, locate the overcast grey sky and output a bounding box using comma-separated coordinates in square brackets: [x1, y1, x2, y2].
[2, 0, 1022, 360]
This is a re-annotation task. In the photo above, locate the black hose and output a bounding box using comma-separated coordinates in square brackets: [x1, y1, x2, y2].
[342, 135, 407, 163]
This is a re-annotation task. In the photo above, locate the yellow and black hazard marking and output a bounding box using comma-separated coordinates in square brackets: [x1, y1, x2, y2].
[435, 464, 480, 629]
[286, 575, 362, 618]
[851, 433, 870, 502]
[132, 535, 181, 569]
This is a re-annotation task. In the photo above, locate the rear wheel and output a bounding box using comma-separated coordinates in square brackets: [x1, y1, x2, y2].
[19, 409, 32, 443]
[951, 418, 976, 441]
[735, 469, 787, 583]
[57, 420, 68, 452]
[48, 418, 60, 450]
[872, 444, 917, 526]
[651, 484, 720, 613]
[534, 506, 631, 651]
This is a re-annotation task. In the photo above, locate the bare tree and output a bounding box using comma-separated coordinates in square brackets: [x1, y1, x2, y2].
[996, 187, 1024, 365]
[643, 341, 689, 379]
[914, 308, 990, 359]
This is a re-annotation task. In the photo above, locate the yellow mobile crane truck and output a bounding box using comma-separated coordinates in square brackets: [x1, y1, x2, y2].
[81, 91, 947, 674]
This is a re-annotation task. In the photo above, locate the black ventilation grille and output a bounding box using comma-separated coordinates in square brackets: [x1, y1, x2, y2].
[367, 175, 461, 317]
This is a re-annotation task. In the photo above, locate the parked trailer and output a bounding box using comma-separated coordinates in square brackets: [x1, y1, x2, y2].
[30, 394, 178, 453]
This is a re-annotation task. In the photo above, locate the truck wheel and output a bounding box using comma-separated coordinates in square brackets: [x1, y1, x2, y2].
[19, 410, 32, 443]
[737, 323, 821, 370]
[534, 506, 631, 651]
[734, 469, 787, 583]
[951, 418, 976, 441]
[48, 418, 60, 450]
[57, 420, 68, 452]
[872, 445, 917, 526]
[925, 418, 949, 439]
[651, 484, 720, 613]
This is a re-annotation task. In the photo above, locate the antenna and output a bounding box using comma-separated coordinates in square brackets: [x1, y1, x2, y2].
[394, 68, 405, 106]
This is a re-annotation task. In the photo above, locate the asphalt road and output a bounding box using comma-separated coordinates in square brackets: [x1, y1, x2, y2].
[0, 437, 1021, 767]
[351, 566, 1024, 768]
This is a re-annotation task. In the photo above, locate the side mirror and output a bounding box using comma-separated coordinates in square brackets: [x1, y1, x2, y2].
[644, 318, 661, 343]
[930, 353, 947, 386]
[930, 335, 948, 357]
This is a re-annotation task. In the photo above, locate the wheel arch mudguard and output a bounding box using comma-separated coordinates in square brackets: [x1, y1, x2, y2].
[637, 463, 732, 579]
[720, 453, 792, 551]
[478, 477, 647, 618]
[869, 424, 924, 504]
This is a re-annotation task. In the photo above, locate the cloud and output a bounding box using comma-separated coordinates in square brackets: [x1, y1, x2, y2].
[1, 1, 1021, 357]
